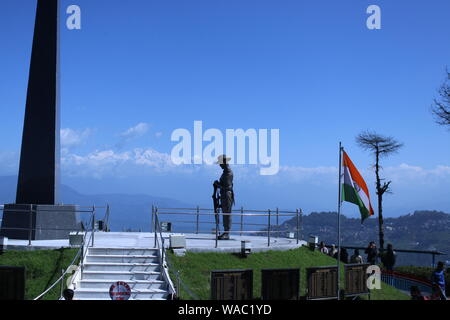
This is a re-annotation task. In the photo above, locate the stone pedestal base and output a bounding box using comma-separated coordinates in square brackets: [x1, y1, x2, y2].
[0, 204, 78, 240]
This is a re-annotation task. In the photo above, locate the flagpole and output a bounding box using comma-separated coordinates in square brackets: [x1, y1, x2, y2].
[337, 142, 343, 300]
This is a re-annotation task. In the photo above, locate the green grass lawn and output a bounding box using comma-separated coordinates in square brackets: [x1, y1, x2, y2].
[0, 248, 78, 300]
[168, 246, 409, 300]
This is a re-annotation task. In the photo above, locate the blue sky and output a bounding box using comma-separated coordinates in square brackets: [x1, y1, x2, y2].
[0, 0, 449, 217]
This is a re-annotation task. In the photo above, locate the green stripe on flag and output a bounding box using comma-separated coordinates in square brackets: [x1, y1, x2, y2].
[342, 184, 370, 221]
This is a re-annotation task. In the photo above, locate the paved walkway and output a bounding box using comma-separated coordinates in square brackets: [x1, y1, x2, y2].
[6, 232, 306, 252]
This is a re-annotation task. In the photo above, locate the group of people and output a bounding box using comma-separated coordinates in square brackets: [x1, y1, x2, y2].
[319, 241, 384, 269]
[318, 241, 397, 269]
[365, 241, 397, 270]
[318, 240, 447, 300]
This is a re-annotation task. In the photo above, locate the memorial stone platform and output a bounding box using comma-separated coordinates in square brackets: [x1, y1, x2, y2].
[5, 232, 306, 252]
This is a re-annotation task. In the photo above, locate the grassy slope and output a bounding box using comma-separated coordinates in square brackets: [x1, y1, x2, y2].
[168, 247, 409, 300]
[0, 248, 78, 300]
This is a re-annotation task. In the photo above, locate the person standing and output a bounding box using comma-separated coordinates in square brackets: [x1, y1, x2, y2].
[319, 241, 329, 255]
[350, 249, 364, 264]
[214, 155, 235, 240]
[339, 248, 349, 264]
[329, 244, 338, 258]
[382, 243, 396, 271]
[365, 241, 379, 265]
[432, 261, 447, 300]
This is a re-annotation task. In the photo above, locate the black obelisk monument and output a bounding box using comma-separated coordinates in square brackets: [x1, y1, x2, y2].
[17, 0, 60, 204]
[0, 0, 77, 240]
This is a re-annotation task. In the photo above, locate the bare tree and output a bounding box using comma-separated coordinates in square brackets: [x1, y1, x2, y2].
[431, 69, 450, 126]
[356, 131, 404, 250]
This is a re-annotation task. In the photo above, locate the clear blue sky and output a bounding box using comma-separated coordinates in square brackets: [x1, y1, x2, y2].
[0, 0, 449, 217]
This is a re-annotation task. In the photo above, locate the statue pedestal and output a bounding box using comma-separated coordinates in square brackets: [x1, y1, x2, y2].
[0, 204, 78, 240]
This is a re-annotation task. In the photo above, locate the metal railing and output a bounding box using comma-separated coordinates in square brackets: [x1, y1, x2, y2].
[0, 204, 109, 300]
[152, 207, 189, 299]
[381, 270, 434, 295]
[0, 205, 110, 246]
[152, 206, 302, 249]
[34, 213, 95, 300]
[329, 245, 446, 268]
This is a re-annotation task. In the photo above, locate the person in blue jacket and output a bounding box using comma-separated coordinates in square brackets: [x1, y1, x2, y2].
[432, 261, 447, 300]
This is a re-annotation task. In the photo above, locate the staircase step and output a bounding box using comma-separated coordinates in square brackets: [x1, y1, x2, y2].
[78, 279, 167, 290]
[88, 248, 159, 256]
[86, 255, 158, 263]
[74, 288, 169, 300]
[74, 244, 171, 300]
[82, 271, 161, 281]
[83, 262, 160, 272]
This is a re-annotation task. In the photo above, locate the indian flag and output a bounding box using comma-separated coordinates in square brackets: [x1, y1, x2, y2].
[341, 151, 374, 222]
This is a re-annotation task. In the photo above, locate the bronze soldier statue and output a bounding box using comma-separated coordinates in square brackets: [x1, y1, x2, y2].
[213, 155, 234, 240]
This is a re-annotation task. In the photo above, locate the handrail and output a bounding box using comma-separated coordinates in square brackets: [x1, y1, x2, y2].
[382, 270, 433, 286]
[155, 211, 297, 217]
[153, 206, 302, 299]
[32, 205, 105, 300]
[153, 212, 177, 299]
[156, 207, 298, 214]
[333, 245, 446, 256]
[324, 244, 446, 268]
[33, 213, 94, 300]
[381, 269, 435, 296]
[165, 255, 200, 300]
[154, 206, 302, 248]
[153, 207, 199, 300]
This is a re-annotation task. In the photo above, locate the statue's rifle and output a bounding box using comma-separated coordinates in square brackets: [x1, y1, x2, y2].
[212, 181, 220, 235]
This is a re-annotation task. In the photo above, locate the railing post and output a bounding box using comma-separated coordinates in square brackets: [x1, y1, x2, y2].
[276, 208, 279, 238]
[105, 204, 110, 232]
[240, 207, 244, 237]
[91, 206, 95, 247]
[80, 240, 84, 280]
[151, 205, 154, 233]
[28, 204, 33, 246]
[154, 207, 158, 248]
[215, 208, 218, 249]
[196, 206, 199, 234]
[432, 253, 436, 268]
[300, 209, 303, 242]
[296, 209, 300, 244]
[60, 268, 64, 299]
[267, 209, 271, 247]
[161, 239, 166, 266]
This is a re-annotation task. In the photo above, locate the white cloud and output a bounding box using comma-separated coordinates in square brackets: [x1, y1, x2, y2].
[133, 148, 175, 168]
[60, 128, 92, 148]
[255, 163, 450, 190]
[120, 123, 150, 139]
[61, 147, 181, 178]
[383, 163, 450, 185]
[58, 143, 450, 195]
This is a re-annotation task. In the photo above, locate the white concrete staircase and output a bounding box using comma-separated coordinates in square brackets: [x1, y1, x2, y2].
[72, 247, 172, 300]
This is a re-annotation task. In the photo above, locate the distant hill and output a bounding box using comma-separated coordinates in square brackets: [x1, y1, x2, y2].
[276, 210, 450, 266]
[0, 176, 193, 231]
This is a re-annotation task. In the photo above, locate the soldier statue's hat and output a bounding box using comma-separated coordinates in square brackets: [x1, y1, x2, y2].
[216, 154, 231, 164]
